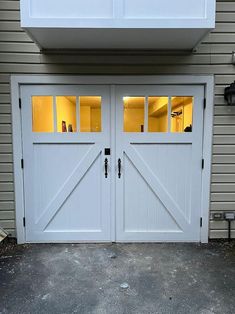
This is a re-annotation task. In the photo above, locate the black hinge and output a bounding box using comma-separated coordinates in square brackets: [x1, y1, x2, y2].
[21, 159, 24, 169]
[201, 159, 204, 169]
[200, 217, 203, 227]
[23, 217, 25, 227]
[19, 98, 22, 109]
[203, 98, 206, 109]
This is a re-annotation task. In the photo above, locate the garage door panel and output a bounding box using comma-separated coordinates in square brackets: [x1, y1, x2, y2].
[33, 143, 93, 222]
[124, 154, 182, 233]
[116, 85, 204, 242]
[33, 145, 101, 231]
[45, 152, 103, 232]
[133, 143, 192, 222]
[124, 146, 190, 231]
[22, 85, 111, 242]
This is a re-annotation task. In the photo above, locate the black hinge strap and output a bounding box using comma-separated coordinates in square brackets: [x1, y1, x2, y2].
[21, 159, 24, 169]
[19, 98, 22, 109]
[23, 217, 25, 227]
[203, 98, 206, 109]
[201, 159, 204, 169]
[200, 217, 203, 227]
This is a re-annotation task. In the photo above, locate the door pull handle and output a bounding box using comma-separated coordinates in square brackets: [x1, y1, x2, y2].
[104, 158, 108, 178]
[118, 158, 121, 178]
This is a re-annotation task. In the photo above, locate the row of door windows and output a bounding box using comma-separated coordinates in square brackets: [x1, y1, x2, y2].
[32, 95, 193, 133]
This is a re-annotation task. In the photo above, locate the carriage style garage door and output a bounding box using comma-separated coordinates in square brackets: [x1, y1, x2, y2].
[21, 84, 204, 242]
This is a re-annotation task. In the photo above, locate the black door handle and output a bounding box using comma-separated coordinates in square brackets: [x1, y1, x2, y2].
[104, 158, 108, 178]
[118, 158, 121, 178]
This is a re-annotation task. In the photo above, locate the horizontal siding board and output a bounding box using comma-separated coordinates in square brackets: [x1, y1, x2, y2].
[0, 1, 20, 11]
[0, 114, 11, 124]
[216, 3, 235, 11]
[214, 126, 235, 135]
[0, 134, 12, 144]
[210, 230, 235, 239]
[0, 43, 40, 53]
[0, 11, 19, 21]
[215, 75, 235, 85]
[214, 23, 235, 33]
[0, 84, 10, 93]
[216, 13, 235, 23]
[214, 116, 235, 124]
[0, 173, 13, 182]
[198, 44, 235, 54]
[211, 193, 235, 202]
[0, 220, 15, 229]
[0, 105, 11, 114]
[0, 94, 10, 103]
[214, 106, 235, 116]
[0, 192, 14, 201]
[0, 163, 13, 173]
[211, 202, 235, 211]
[213, 155, 235, 164]
[213, 145, 235, 154]
[0, 210, 14, 220]
[0, 201, 14, 210]
[206, 33, 235, 43]
[0, 153, 12, 163]
[0, 183, 14, 192]
[213, 135, 235, 145]
[211, 183, 235, 192]
[0, 124, 12, 134]
[0, 31, 32, 42]
[0, 144, 12, 153]
[212, 164, 235, 173]
[212, 174, 235, 183]
[0, 21, 21, 31]
[210, 221, 235, 230]
[0, 74, 10, 83]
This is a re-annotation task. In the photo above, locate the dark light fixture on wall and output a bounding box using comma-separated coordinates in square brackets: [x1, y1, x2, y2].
[224, 81, 235, 105]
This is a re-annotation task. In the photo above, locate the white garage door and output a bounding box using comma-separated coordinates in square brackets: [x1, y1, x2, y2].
[21, 84, 204, 242]
[115, 85, 204, 242]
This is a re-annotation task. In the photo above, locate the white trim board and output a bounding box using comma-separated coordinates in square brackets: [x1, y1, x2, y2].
[10, 75, 214, 244]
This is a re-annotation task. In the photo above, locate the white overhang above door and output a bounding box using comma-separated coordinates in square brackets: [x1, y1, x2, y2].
[20, 0, 216, 50]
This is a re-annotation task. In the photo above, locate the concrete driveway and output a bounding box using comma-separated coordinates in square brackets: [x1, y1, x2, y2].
[0, 241, 234, 314]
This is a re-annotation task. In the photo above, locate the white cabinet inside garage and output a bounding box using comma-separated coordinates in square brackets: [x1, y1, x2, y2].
[20, 83, 204, 243]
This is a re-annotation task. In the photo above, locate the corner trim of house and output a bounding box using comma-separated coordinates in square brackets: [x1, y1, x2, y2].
[10, 75, 214, 244]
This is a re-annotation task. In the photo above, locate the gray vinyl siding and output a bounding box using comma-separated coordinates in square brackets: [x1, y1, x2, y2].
[0, 0, 235, 239]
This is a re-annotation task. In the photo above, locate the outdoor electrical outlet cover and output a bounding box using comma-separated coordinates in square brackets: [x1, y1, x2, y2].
[224, 212, 235, 220]
[212, 212, 224, 220]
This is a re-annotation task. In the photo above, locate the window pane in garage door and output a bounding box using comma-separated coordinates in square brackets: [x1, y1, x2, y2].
[171, 97, 193, 133]
[123, 96, 145, 132]
[56, 96, 77, 132]
[79, 96, 102, 132]
[32, 96, 54, 132]
[148, 96, 168, 132]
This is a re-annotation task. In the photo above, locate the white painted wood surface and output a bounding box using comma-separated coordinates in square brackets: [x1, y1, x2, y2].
[115, 85, 204, 241]
[19, 0, 215, 49]
[21, 85, 112, 242]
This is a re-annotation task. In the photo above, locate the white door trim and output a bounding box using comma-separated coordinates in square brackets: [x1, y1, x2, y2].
[11, 75, 214, 244]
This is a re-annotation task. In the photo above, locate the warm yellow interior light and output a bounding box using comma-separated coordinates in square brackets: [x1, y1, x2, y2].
[80, 96, 102, 132]
[32, 96, 54, 132]
[56, 96, 76, 132]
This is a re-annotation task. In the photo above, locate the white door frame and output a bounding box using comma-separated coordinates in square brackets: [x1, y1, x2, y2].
[11, 75, 214, 244]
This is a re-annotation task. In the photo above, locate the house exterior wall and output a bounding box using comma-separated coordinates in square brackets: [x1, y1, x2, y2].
[0, 0, 234, 239]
